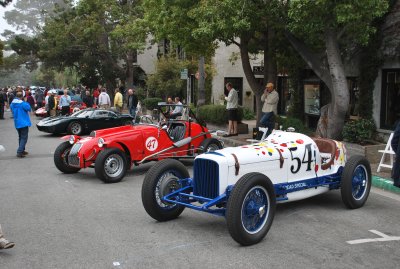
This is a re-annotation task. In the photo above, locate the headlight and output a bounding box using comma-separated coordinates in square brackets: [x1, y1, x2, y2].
[69, 135, 75, 144]
[98, 138, 105, 148]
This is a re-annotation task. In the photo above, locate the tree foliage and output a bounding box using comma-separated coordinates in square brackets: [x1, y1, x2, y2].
[0, 0, 12, 7]
[3, 0, 69, 35]
[39, 0, 145, 88]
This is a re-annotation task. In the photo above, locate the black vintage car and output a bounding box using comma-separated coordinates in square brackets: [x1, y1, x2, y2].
[36, 108, 134, 135]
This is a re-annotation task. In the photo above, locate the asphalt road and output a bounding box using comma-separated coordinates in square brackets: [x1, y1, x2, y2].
[0, 111, 399, 269]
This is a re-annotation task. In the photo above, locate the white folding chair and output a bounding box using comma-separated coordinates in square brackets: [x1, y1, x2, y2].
[377, 132, 396, 172]
[246, 127, 269, 143]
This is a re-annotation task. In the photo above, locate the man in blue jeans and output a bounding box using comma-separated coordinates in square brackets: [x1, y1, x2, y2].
[391, 120, 400, 188]
[260, 83, 279, 137]
[10, 91, 31, 158]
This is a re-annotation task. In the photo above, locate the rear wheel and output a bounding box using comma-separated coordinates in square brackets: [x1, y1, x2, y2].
[226, 172, 276, 246]
[95, 148, 128, 183]
[141, 159, 189, 221]
[199, 138, 223, 153]
[67, 121, 82, 135]
[341, 155, 371, 209]
[54, 141, 81, 174]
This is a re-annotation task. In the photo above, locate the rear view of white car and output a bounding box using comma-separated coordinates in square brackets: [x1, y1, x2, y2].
[141, 131, 371, 246]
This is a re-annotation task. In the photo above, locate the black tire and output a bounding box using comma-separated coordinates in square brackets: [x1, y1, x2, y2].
[340, 155, 371, 209]
[54, 141, 81, 174]
[226, 172, 276, 246]
[141, 159, 189, 221]
[67, 121, 83, 135]
[95, 148, 128, 183]
[199, 138, 223, 153]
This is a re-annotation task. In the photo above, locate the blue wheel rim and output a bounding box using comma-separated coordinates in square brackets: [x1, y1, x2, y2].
[352, 165, 368, 200]
[241, 186, 270, 234]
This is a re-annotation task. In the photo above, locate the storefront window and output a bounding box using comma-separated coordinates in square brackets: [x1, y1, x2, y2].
[304, 84, 320, 115]
[381, 69, 400, 129]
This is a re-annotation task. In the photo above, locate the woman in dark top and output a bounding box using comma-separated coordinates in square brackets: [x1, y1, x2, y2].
[26, 92, 36, 112]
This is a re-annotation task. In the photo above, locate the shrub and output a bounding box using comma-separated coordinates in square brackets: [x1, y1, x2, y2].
[276, 116, 310, 135]
[143, 97, 163, 111]
[197, 105, 243, 125]
[242, 107, 255, 120]
[343, 118, 376, 144]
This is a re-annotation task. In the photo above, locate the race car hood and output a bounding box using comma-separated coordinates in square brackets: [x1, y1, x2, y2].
[197, 131, 315, 167]
[37, 116, 69, 126]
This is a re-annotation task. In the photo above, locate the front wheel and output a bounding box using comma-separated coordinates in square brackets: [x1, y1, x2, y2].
[226, 172, 276, 246]
[341, 155, 371, 209]
[67, 121, 83, 135]
[95, 148, 128, 183]
[54, 141, 81, 174]
[141, 159, 189, 221]
[199, 138, 223, 153]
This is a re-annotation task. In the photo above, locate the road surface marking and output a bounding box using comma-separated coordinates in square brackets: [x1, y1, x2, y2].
[347, 230, 400, 245]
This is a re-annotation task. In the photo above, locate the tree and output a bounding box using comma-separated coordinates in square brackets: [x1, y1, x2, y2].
[0, 0, 12, 7]
[3, 0, 69, 35]
[141, 0, 285, 120]
[39, 0, 145, 88]
[286, 0, 389, 138]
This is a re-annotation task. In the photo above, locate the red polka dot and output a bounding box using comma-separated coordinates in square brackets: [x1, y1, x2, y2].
[296, 139, 304, 144]
[315, 164, 319, 172]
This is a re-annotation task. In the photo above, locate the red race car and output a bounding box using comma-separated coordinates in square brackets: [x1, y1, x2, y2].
[53, 103, 223, 183]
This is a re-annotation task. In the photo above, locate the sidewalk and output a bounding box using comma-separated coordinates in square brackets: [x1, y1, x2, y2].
[208, 120, 400, 195]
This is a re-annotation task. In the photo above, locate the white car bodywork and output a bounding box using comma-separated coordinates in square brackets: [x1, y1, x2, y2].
[195, 131, 346, 202]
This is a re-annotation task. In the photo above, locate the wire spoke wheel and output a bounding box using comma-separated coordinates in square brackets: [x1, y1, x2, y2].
[241, 186, 270, 234]
[351, 165, 368, 200]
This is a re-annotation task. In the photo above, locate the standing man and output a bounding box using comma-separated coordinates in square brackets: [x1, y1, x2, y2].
[59, 90, 71, 115]
[10, 92, 31, 158]
[127, 88, 138, 118]
[224, 82, 239, 137]
[0, 88, 8, 119]
[98, 88, 111, 109]
[35, 89, 44, 109]
[48, 91, 57, 117]
[260, 82, 279, 136]
[113, 88, 123, 113]
[391, 120, 400, 188]
[82, 90, 94, 107]
[93, 87, 100, 106]
[169, 97, 183, 119]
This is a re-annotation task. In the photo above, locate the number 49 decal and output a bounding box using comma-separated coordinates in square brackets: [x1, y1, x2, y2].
[145, 137, 158, 151]
[289, 143, 315, 174]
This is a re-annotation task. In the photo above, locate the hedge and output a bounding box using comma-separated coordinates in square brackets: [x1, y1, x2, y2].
[196, 105, 243, 125]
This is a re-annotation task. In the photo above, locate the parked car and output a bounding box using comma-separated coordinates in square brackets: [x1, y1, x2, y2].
[37, 108, 133, 135]
[53, 103, 223, 183]
[141, 130, 371, 246]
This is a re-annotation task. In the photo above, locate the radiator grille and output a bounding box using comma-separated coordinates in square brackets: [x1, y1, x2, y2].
[68, 143, 82, 167]
[193, 159, 219, 199]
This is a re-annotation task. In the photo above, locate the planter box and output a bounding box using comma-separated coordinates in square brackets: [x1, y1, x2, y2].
[344, 142, 386, 164]
[237, 122, 248, 134]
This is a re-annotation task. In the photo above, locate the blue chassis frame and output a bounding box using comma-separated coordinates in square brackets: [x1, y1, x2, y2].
[163, 168, 344, 217]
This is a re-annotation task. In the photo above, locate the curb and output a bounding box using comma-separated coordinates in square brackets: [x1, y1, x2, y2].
[372, 175, 400, 194]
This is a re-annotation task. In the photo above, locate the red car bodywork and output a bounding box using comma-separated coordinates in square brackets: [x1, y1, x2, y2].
[67, 121, 211, 169]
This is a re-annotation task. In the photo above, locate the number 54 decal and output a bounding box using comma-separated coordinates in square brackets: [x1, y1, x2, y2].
[145, 137, 158, 151]
[289, 143, 315, 174]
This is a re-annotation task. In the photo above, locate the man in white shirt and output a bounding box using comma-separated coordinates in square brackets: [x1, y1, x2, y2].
[224, 82, 239, 137]
[169, 97, 183, 119]
[98, 88, 111, 109]
[260, 82, 279, 136]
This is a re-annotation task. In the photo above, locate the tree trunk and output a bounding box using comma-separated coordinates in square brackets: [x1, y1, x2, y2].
[125, 51, 134, 88]
[324, 29, 349, 139]
[239, 36, 264, 123]
[197, 56, 206, 106]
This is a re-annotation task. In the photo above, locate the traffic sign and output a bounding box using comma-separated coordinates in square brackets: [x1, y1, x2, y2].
[180, 69, 188, 80]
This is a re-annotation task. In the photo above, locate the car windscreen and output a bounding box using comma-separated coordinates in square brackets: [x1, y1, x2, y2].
[72, 110, 94, 118]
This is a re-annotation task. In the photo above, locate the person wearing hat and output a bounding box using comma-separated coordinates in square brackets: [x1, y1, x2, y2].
[48, 90, 57, 117]
[260, 82, 279, 136]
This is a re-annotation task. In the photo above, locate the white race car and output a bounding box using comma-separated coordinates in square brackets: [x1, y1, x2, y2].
[141, 131, 371, 246]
